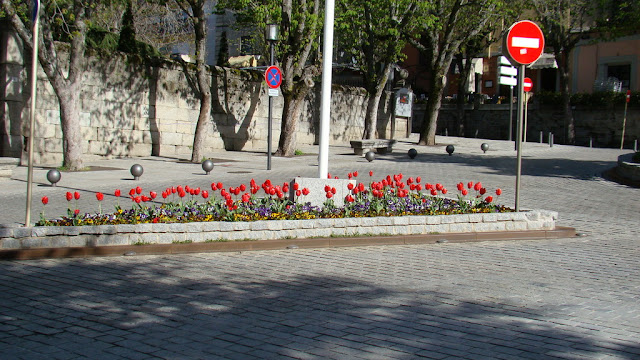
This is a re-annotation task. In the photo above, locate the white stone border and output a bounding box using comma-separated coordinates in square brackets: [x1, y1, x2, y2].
[0, 210, 558, 250]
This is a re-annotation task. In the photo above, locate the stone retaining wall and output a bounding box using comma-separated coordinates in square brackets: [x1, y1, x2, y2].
[0, 210, 557, 250]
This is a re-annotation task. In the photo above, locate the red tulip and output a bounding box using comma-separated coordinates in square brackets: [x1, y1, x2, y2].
[302, 188, 310, 196]
[162, 192, 168, 199]
[479, 188, 486, 195]
[66, 192, 73, 201]
[136, 186, 142, 195]
[293, 183, 299, 191]
[485, 196, 494, 203]
[345, 195, 354, 203]
[430, 189, 437, 196]
[324, 185, 331, 192]
[468, 181, 474, 189]
[331, 187, 336, 194]
[74, 209, 80, 215]
[369, 171, 373, 177]
[496, 188, 502, 196]
[296, 189, 301, 197]
[150, 191, 157, 199]
[326, 192, 333, 199]
[202, 190, 209, 199]
[347, 183, 355, 190]
[269, 188, 276, 196]
[353, 171, 358, 177]
[129, 188, 136, 197]
[239, 184, 247, 192]
[41, 196, 49, 205]
[358, 183, 365, 192]
[457, 182, 464, 191]
[462, 189, 468, 196]
[74, 191, 80, 200]
[327, 173, 331, 179]
[115, 189, 121, 197]
[348, 173, 353, 179]
[195, 188, 200, 195]
[211, 182, 217, 191]
[96, 192, 104, 201]
[474, 182, 482, 191]
[441, 188, 448, 195]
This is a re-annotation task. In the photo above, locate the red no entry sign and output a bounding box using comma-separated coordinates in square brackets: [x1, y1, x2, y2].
[265, 66, 282, 89]
[504, 20, 544, 65]
[523, 77, 533, 92]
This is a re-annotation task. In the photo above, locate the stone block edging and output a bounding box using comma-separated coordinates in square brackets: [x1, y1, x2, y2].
[0, 210, 558, 250]
[615, 153, 640, 182]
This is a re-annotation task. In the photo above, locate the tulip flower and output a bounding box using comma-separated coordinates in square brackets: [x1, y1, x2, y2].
[41, 196, 49, 205]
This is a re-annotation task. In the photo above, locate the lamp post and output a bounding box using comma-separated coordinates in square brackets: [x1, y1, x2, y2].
[265, 24, 278, 170]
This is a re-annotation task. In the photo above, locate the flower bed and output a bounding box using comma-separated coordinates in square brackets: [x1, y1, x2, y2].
[0, 172, 563, 252]
[36, 172, 509, 226]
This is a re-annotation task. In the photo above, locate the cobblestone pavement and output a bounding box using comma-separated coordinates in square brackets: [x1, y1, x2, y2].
[0, 136, 639, 359]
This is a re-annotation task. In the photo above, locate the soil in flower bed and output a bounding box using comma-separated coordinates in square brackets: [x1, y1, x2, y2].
[37, 174, 511, 227]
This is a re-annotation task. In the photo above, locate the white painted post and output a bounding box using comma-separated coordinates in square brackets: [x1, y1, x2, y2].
[318, 0, 334, 179]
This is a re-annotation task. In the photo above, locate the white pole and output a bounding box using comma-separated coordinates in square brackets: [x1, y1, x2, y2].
[25, 1, 40, 227]
[318, 0, 334, 179]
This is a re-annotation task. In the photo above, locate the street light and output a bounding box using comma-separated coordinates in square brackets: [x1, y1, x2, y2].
[265, 24, 278, 170]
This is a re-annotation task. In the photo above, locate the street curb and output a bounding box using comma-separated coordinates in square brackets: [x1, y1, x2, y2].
[0, 226, 576, 260]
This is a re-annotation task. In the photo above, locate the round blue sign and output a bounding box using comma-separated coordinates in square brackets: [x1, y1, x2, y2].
[265, 66, 282, 89]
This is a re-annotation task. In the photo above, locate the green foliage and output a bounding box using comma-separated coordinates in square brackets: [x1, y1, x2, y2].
[117, 0, 138, 54]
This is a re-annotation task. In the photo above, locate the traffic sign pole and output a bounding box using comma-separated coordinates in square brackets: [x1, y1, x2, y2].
[504, 20, 544, 213]
[515, 65, 525, 212]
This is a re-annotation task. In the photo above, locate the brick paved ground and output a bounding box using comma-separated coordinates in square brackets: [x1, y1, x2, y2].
[0, 136, 638, 359]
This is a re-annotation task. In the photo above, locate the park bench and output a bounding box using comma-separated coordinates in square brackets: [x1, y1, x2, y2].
[349, 139, 397, 155]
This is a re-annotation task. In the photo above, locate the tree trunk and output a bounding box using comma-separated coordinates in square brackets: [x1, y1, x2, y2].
[276, 90, 308, 156]
[419, 70, 446, 145]
[363, 65, 392, 139]
[191, 90, 212, 162]
[56, 83, 84, 170]
[558, 56, 574, 144]
[189, 1, 212, 163]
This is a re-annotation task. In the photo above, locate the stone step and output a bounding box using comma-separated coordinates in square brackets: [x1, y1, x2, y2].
[0, 157, 20, 181]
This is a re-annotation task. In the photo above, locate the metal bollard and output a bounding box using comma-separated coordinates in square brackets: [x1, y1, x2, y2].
[634, 139, 638, 152]
[549, 132, 553, 147]
[589, 137, 592, 148]
[445, 128, 448, 137]
[539, 131, 543, 144]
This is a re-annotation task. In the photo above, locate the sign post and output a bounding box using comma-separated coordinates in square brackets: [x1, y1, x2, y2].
[498, 56, 517, 141]
[264, 65, 281, 170]
[621, 90, 631, 149]
[523, 77, 532, 143]
[25, 0, 40, 227]
[503, 20, 544, 212]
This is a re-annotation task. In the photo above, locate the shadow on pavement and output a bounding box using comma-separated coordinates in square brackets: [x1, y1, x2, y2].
[1, 258, 638, 359]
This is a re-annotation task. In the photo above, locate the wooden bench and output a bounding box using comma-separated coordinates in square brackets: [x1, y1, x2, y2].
[349, 139, 397, 155]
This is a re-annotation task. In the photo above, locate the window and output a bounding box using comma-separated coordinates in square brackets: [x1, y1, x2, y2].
[607, 64, 631, 90]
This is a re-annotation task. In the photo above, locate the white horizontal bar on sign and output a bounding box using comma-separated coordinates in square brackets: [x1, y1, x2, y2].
[499, 66, 517, 76]
[499, 56, 513, 66]
[499, 76, 518, 86]
[511, 37, 540, 49]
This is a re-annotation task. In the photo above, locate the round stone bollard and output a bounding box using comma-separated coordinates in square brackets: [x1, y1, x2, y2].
[202, 159, 214, 175]
[408, 148, 418, 159]
[365, 151, 375, 162]
[130, 164, 144, 180]
[446, 145, 455, 156]
[46, 169, 61, 187]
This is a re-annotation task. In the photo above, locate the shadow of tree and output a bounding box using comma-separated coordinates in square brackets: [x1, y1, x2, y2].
[377, 150, 617, 181]
[1, 258, 638, 359]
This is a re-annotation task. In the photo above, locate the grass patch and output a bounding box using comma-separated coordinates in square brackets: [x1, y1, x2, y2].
[132, 241, 154, 246]
[172, 240, 193, 244]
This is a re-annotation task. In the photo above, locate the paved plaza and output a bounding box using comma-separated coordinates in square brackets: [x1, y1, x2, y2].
[0, 136, 639, 359]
